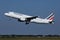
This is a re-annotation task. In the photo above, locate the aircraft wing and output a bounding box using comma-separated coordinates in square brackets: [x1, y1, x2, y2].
[25, 16, 38, 24]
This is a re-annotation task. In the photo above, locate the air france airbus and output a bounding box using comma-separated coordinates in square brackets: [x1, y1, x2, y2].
[4, 12, 54, 24]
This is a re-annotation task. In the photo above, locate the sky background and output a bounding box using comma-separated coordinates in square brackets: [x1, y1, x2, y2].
[0, 0, 60, 35]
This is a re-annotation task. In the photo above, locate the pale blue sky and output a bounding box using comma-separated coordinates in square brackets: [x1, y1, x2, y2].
[0, 0, 60, 35]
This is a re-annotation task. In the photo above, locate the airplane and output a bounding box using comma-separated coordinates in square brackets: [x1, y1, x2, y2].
[4, 12, 54, 24]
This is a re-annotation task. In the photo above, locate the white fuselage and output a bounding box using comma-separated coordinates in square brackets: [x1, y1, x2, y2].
[4, 12, 50, 24]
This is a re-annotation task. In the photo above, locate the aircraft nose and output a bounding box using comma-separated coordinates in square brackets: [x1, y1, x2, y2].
[4, 13, 8, 15]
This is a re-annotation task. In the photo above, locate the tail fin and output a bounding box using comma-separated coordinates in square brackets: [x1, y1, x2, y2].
[45, 12, 54, 21]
